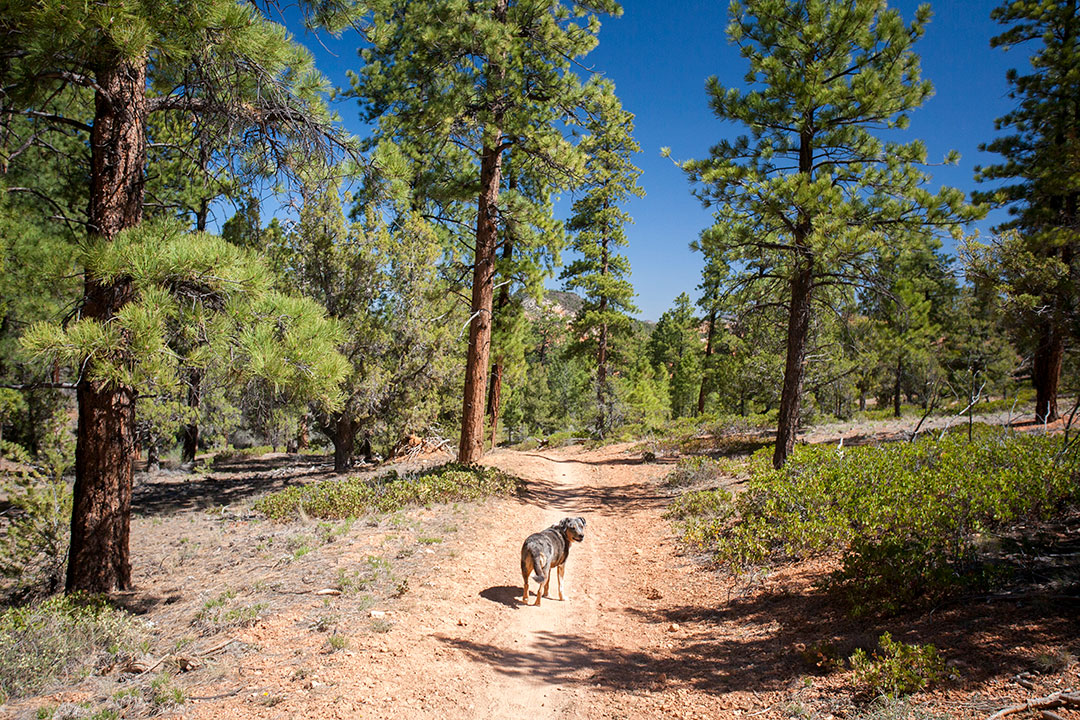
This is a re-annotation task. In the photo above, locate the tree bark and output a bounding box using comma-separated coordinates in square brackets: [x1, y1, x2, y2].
[181, 369, 201, 463]
[773, 263, 813, 468]
[893, 353, 903, 418]
[1032, 320, 1062, 422]
[487, 209, 515, 450]
[458, 138, 503, 464]
[698, 309, 717, 416]
[772, 125, 815, 470]
[67, 56, 147, 594]
[329, 415, 357, 473]
[595, 234, 611, 437]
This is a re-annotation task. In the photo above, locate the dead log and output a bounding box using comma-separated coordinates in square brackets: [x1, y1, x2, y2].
[986, 690, 1080, 720]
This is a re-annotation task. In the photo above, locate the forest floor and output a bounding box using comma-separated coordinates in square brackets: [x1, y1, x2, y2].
[4, 409, 1079, 720]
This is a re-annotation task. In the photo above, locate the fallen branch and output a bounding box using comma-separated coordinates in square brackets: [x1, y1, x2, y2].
[986, 690, 1080, 720]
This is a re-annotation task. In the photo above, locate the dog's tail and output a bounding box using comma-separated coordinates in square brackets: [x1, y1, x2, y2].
[531, 551, 547, 584]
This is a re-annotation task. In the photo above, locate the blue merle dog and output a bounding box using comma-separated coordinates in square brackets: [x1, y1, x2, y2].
[520, 516, 586, 606]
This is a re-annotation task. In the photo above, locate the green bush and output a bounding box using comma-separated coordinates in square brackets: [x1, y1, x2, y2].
[0, 441, 72, 600]
[665, 456, 726, 487]
[254, 463, 523, 520]
[850, 632, 944, 697]
[0, 594, 148, 702]
[671, 430, 1079, 613]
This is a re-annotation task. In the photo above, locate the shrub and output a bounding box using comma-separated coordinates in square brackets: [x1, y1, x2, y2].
[254, 463, 523, 520]
[664, 456, 725, 487]
[850, 633, 944, 697]
[0, 442, 72, 600]
[0, 594, 148, 702]
[671, 430, 1079, 613]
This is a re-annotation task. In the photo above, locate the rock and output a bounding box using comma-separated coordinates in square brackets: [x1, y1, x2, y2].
[668, 623, 680, 632]
[370, 610, 388, 618]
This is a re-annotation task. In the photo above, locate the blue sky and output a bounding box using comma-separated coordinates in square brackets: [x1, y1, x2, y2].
[291, 0, 1028, 321]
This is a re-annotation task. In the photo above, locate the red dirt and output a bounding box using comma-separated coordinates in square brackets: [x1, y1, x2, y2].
[5, 436, 1079, 720]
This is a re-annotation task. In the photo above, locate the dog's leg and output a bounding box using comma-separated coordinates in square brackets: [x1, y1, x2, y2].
[521, 554, 532, 603]
[557, 563, 566, 601]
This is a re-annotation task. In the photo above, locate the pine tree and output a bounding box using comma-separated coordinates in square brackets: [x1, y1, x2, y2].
[647, 293, 702, 418]
[973, 0, 1080, 422]
[351, 0, 621, 463]
[0, 0, 353, 593]
[683, 0, 981, 467]
[561, 80, 643, 437]
[269, 176, 458, 471]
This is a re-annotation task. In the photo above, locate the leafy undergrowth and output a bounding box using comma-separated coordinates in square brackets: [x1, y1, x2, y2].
[668, 426, 1080, 615]
[626, 412, 776, 456]
[0, 594, 149, 703]
[254, 462, 523, 520]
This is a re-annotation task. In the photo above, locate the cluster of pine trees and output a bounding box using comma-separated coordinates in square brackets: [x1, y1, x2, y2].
[0, 0, 1076, 596]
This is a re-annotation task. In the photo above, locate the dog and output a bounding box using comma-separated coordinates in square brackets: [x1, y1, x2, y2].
[520, 516, 586, 606]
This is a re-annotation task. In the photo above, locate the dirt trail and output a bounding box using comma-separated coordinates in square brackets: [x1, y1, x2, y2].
[179, 442, 734, 720]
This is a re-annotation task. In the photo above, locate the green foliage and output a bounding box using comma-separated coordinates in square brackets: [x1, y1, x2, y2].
[0, 442, 72, 599]
[560, 79, 643, 437]
[254, 463, 523, 520]
[664, 456, 727, 488]
[0, 594, 147, 703]
[684, 0, 983, 465]
[672, 430, 1080, 614]
[850, 633, 944, 697]
[193, 590, 265, 633]
[21, 220, 349, 412]
[269, 178, 460, 462]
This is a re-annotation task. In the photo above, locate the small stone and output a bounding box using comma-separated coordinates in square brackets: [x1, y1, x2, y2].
[370, 610, 387, 618]
[668, 623, 680, 632]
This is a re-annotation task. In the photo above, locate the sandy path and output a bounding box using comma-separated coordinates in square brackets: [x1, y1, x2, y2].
[181, 442, 732, 720]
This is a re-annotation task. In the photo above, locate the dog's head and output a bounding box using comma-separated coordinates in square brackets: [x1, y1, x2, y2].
[559, 516, 586, 542]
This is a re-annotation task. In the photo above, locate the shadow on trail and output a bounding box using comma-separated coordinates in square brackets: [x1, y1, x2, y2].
[520, 452, 677, 468]
[449, 578, 1079, 698]
[510, 451, 674, 517]
[521, 474, 671, 517]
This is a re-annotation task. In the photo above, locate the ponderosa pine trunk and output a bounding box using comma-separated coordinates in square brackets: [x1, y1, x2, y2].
[1032, 321, 1063, 423]
[487, 219, 514, 450]
[182, 157, 211, 465]
[893, 353, 903, 418]
[594, 235, 611, 437]
[773, 262, 813, 469]
[67, 56, 147, 594]
[181, 369, 201, 463]
[458, 138, 503, 464]
[697, 309, 717, 416]
[328, 415, 358, 473]
[772, 127, 815, 470]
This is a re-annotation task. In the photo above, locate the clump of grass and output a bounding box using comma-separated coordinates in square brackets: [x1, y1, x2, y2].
[670, 430, 1080, 615]
[254, 463, 523, 520]
[850, 633, 944, 697]
[664, 456, 725, 487]
[0, 593, 148, 702]
[211, 445, 274, 465]
[193, 590, 264, 633]
[148, 672, 185, 711]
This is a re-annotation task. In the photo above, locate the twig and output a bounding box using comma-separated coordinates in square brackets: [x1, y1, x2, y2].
[986, 690, 1080, 720]
[199, 637, 240, 656]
